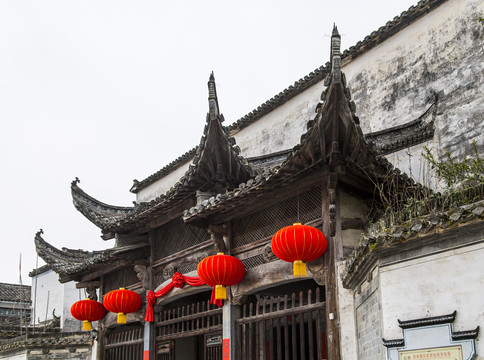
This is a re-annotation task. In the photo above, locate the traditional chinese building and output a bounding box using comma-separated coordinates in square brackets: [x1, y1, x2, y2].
[35, 0, 483, 359]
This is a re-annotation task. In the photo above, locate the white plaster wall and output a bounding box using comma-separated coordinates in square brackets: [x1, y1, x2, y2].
[233, 82, 323, 157]
[136, 159, 191, 203]
[379, 242, 484, 355]
[343, 0, 484, 156]
[62, 279, 84, 332]
[385, 141, 437, 189]
[31, 270, 64, 324]
[337, 262, 358, 360]
[30, 269, 81, 331]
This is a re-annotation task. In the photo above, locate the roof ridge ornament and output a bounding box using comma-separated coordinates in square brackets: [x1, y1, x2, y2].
[208, 71, 220, 121]
[71, 177, 80, 187]
[331, 24, 341, 84]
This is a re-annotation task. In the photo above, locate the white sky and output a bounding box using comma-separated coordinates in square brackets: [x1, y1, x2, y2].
[0, 0, 418, 285]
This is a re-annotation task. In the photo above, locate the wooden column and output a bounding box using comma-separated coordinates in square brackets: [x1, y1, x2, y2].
[323, 173, 342, 360]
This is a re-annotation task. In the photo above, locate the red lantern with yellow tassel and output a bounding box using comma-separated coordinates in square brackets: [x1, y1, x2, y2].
[271, 223, 327, 277]
[197, 253, 245, 300]
[70, 298, 105, 331]
[103, 288, 142, 324]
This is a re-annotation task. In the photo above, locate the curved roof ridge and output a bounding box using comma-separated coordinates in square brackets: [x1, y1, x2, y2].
[131, 73, 254, 197]
[187, 73, 254, 190]
[34, 229, 108, 275]
[183, 51, 425, 224]
[92, 74, 255, 234]
[71, 178, 134, 231]
[34, 229, 148, 281]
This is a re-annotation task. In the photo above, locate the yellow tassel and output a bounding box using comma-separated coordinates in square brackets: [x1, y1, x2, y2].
[82, 320, 92, 331]
[215, 284, 227, 300]
[293, 260, 307, 277]
[117, 313, 127, 324]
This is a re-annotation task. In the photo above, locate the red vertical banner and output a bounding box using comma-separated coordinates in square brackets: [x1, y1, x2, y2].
[223, 338, 230, 360]
[144, 350, 149, 360]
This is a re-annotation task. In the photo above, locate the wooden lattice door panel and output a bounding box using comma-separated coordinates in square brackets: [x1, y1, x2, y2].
[232, 186, 322, 249]
[104, 325, 144, 360]
[236, 289, 326, 360]
[155, 298, 223, 341]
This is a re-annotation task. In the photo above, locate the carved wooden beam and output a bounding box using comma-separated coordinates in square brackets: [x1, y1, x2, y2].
[208, 224, 228, 253]
[76, 281, 101, 301]
[134, 264, 151, 290]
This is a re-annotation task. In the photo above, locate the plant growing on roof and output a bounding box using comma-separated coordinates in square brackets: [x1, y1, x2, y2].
[423, 140, 483, 189]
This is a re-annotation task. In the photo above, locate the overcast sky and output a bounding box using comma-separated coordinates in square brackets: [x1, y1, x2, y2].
[0, 0, 418, 286]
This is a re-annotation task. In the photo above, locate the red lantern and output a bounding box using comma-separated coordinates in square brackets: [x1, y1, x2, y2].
[197, 253, 245, 300]
[103, 288, 142, 324]
[70, 298, 105, 331]
[271, 223, 327, 277]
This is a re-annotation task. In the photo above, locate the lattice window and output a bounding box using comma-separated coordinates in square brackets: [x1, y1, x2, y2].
[232, 186, 322, 249]
[241, 254, 269, 270]
[177, 262, 198, 274]
[154, 217, 210, 260]
[103, 266, 140, 293]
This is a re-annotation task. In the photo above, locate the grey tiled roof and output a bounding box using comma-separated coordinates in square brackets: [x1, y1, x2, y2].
[0, 283, 31, 303]
[0, 332, 91, 352]
[34, 230, 148, 281]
